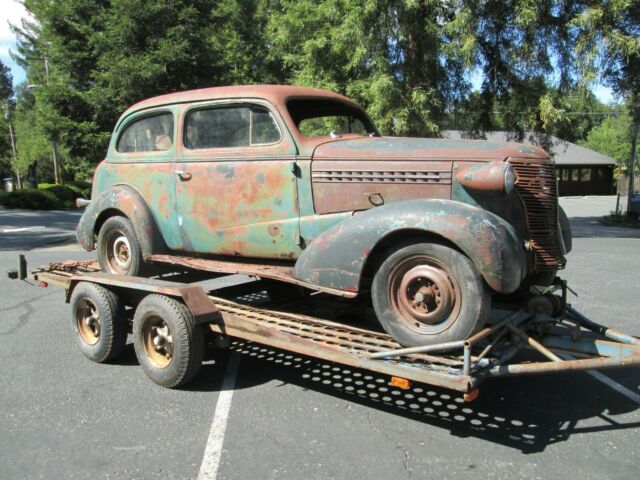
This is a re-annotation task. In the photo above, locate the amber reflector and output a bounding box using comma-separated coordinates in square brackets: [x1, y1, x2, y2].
[390, 376, 410, 390]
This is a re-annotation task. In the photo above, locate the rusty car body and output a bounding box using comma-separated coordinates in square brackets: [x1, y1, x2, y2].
[77, 85, 572, 347]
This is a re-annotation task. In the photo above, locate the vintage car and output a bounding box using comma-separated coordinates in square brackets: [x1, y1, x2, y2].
[77, 85, 572, 347]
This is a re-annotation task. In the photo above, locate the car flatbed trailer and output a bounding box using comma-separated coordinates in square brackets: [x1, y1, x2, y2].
[15, 258, 640, 399]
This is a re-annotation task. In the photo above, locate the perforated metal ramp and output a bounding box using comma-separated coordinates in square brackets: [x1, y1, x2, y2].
[206, 296, 475, 392]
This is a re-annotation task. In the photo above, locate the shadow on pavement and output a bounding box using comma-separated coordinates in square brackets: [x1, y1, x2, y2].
[570, 217, 640, 239]
[220, 341, 640, 454]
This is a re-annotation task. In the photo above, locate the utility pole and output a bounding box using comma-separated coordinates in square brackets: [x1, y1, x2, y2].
[43, 55, 61, 185]
[627, 115, 638, 214]
[4, 103, 21, 189]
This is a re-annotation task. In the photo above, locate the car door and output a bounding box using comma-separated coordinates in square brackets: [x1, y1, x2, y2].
[103, 107, 183, 250]
[173, 100, 302, 259]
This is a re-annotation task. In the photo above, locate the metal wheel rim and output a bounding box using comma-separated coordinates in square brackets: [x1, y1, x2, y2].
[105, 229, 131, 274]
[76, 298, 101, 346]
[141, 315, 173, 369]
[388, 254, 462, 334]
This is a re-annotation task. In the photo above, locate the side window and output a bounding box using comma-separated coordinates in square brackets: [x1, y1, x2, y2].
[185, 105, 280, 149]
[251, 107, 280, 144]
[117, 112, 174, 153]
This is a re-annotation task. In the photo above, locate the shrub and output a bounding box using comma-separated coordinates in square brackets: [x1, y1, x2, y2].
[65, 180, 92, 199]
[38, 182, 91, 203]
[0, 189, 61, 210]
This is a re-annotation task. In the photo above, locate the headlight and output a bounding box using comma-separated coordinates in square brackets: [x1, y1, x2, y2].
[504, 164, 516, 194]
[456, 160, 516, 195]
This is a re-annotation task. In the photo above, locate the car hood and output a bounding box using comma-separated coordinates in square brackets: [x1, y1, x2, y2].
[312, 136, 548, 162]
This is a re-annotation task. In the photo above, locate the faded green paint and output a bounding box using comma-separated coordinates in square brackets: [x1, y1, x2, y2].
[173, 159, 301, 258]
[78, 85, 563, 297]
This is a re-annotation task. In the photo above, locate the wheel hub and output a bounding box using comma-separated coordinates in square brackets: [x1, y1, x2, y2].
[142, 316, 173, 368]
[112, 235, 131, 269]
[398, 265, 455, 326]
[387, 253, 463, 335]
[76, 299, 101, 345]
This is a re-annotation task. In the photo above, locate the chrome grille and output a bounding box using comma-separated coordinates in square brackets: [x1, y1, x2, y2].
[510, 161, 565, 271]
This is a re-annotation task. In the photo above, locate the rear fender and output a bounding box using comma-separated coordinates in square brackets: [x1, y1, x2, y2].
[76, 185, 165, 256]
[294, 199, 526, 294]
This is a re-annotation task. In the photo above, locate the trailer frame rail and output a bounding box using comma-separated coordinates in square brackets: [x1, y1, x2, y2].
[27, 260, 640, 396]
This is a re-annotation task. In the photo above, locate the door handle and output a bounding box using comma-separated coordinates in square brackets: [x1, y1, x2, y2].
[175, 170, 192, 181]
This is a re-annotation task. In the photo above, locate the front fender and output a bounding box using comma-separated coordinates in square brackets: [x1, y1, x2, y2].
[294, 199, 526, 294]
[76, 185, 165, 257]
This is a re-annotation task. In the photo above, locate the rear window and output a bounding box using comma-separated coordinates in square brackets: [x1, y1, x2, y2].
[184, 105, 281, 149]
[117, 112, 174, 153]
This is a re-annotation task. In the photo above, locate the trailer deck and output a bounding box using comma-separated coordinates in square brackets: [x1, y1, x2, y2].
[25, 259, 640, 397]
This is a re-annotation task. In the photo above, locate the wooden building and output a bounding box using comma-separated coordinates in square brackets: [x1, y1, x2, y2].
[442, 131, 616, 196]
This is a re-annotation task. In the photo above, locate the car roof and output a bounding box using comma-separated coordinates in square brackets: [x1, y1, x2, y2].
[125, 85, 359, 115]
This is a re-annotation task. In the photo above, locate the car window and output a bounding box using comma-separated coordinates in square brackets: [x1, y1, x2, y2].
[299, 116, 368, 137]
[185, 105, 280, 149]
[251, 107, 280, 144]
[287, 98, 378, 138]
[117, 112, 174, 153]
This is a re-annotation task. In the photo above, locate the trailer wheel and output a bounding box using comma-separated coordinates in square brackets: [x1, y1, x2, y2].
[97, 216, 145, 276]
[132, 294, 204, 388]
[70, 282, 127, 363]
[372, 242, 490, 348]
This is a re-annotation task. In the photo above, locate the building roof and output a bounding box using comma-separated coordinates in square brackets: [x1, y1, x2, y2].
[442, 130, 615, 166]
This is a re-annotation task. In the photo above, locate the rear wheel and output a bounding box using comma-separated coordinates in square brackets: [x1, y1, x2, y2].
[372, 242, 490, 348]
[70, 281, 128, 363]
[97, 216, 145, 276]
[133, 294, 204, 388]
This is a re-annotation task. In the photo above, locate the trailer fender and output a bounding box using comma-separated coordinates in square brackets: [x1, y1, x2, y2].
[294, 199, 526, 295]
[76, 185, 165, 257]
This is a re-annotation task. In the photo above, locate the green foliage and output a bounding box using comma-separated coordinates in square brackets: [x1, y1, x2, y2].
[5, 0, 638, 180]
[0, 59, 16, 180]
[0, 189, 60, 210]
[268, 0, 454, 136]
[579, 115, 637, 168]
[38, 183, 88, 203]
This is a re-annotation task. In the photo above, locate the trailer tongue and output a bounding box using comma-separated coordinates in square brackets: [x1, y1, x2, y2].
[19, 259, 640, 399]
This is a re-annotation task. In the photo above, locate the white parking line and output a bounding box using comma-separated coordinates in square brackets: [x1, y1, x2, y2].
[1, 226, 46, 233]
[586, 370, 640, 405]
[197, 352, 241, 480]
[561, 354, 640, 405]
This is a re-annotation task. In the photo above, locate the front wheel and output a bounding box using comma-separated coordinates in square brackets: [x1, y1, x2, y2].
[371, 242, 490, 348]
[97, 216, 145, 276]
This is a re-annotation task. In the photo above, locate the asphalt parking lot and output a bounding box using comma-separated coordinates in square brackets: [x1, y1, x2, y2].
[1, 196, 639, 480]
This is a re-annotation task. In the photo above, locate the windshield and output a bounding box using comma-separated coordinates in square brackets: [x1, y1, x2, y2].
[287, 98, 379, 138]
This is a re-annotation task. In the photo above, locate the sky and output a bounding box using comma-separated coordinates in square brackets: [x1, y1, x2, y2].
[0, 1, 28, 86]
[0, 0, 616, 104]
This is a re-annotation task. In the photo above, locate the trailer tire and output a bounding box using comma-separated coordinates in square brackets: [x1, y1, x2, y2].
[133, 294, 204, 388]
[97, 216, 145, 276]
[372, 242, 490, 348]
[70, 281, 127, 363]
